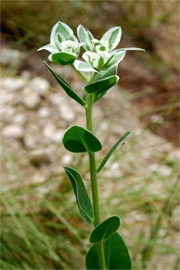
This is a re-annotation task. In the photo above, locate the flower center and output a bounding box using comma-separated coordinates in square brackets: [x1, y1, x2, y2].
[61, 40, 79, 52]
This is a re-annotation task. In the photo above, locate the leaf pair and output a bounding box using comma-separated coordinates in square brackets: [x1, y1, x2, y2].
[45, 62, 118, 106]
[64, 166, 131, 269]
[86, 232, 131, 269]
[86, 216, 131, 269]
[77, 25, 122, 52]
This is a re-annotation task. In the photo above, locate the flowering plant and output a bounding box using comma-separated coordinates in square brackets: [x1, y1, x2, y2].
[38, 21, 144, 270]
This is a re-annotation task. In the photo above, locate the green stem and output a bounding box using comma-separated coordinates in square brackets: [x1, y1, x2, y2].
[85, 94, 106, 270]
[71, 64, 88, 82]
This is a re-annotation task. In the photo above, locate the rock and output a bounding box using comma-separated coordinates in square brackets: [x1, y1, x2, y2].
[150, 115, 164, 124]
[29, 77, 50, 96]
[58, 103, 75, 122]
[13, 114, 26, 125]
[61, 154, 72, 165]
[150, 163, 172, 177]
[38, 107, 50, 118]
[2, 125, 24, 139]
[22, 87, 41, 109]
[30, 149, 51, 167]
[21, 71, 31, 79]
[0, 77, 27, 92]
[43, 123, 64, 143]
[24, 134, 36, 149]
[0, 48, 24, 69]
[50, 94, 66, 106]
[0, 106, 15, 120]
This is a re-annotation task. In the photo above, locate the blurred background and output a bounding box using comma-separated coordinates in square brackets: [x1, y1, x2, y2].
[0, 1, 179, 269]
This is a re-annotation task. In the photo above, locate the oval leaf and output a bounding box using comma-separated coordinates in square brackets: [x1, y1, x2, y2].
[105, 51, 126, 68]
[44, 62, 85, 107]
[77, 25, 93, 51]
[84, 75, 119, 94]
[97, 131, 132, 173]
[50, 52, 76, 65]
[86, 233, 131, 270]
[64, 166, 93, 223]
[101, 26, 122, 51]
[62, 125, 102, 153]
[77, 24, 87, 44]
[90, 216, 120, 243]
[51, 21, 76, 43]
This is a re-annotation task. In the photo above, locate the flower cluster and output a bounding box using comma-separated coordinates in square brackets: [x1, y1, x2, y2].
[38, 21, 144, 79]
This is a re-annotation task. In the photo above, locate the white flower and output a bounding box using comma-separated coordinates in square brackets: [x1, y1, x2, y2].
[76, 25, 145, 72]
[38, 21, 81, 65]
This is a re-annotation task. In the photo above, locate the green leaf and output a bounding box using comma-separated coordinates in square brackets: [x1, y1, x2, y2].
[51, 21, 76, 43]
[92, 65, 118, 82]
[64, 166, 93, 224]
[50, 22, 63, 44]
[101, 27, 122, 50]
[74, 60, 97, 72]
[77, 25, 93, 51]
[105, 51, 126, 68]
[49, 52, 77, 65]
[44, 61, 85, 107]
[116, 47, 145, 52]
[97, 131, 132, 173]
[86, 232, 131, 269]
[37, 43, 58, 53]
[90, 216, 120, 243]
[62, 125, 102, 153]
[77, 24, 87, 44]
[92, 66, 118, 103]
[84, 75, 119, 94]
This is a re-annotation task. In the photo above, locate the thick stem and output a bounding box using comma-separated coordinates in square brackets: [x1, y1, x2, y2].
[85, 94, 106, 270]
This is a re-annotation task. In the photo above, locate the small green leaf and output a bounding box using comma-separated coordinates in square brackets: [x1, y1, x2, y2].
[97, 131, 132, 173]
[77, 25, 93, 51]
[116, 47, 145, 52]
[37, 43, 58, 53]
[50, 22, 63, 44]
[49, 52, 77, 65]
[105, 51, 126, 68]
[86, 232, 131, 269]
[101, 27, 122, 50]
[92, 65, 118, 82]
[90, 216, 120, 243]
[77, 24, 87, 44]
[84, 75, 119, 94]
[64, 166, 93, 223]
[74, 60, 97, 72]
[62, 125, 102, 153]
[92, 66, 118, 102]
[44, 62, 85, 107]
[51, 21, 76, 43]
